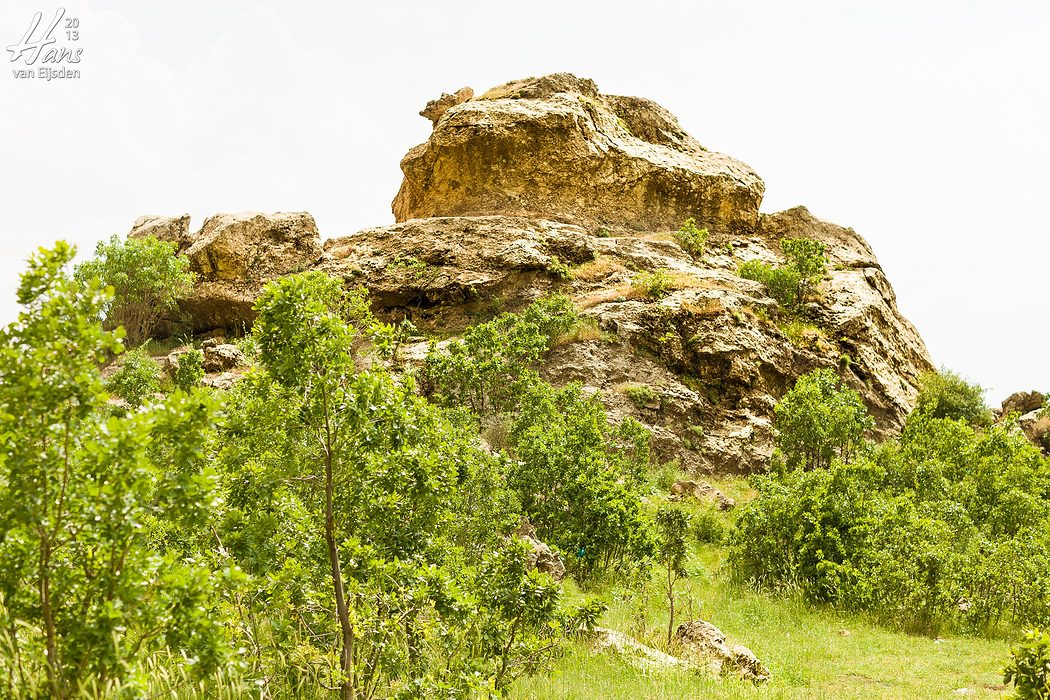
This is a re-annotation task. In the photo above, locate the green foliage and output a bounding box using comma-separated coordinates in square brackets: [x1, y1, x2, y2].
[915, 368, 992, 427]
[509, 382, 654, 578]
[739, 259, 802, 308]
[774, 368, 874, 471]
[1005, 629, 1050, 699]
[691, 506, 727, 545]
[172, 347, 205, 392]
[74, 234, 194, 345]
[780, 237, 828, 302]
[630, 270, 673, 299]
[673, 218, 709, 258]
[424, 294, 578, 413]
[732, 410, 1050, 632]
[654, 505, 690, 644]
[108, 346, 161, 407]
[738, 237, 827, 312]
[622, 383, 658, 408]
[0, 243, 227, 697]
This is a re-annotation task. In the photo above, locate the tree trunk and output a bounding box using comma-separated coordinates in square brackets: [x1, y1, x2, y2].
[40, 536, 61, 699]
[324, 446, 355, 700]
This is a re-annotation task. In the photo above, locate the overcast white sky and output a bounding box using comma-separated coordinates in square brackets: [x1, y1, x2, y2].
[1, 0, 1046, 402]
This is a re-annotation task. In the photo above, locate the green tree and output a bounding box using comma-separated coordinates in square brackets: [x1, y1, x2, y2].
[1005, 628, 1050, 699]
[508, 382, 654, 577]
[654, 505, 690, 645]
[780, 237, 828, 303]
[774, 368, 874, 471]
[914, 368, 992, 427]
[107, 346, 161, 407]
[74, 234, 194, 345]
[673, 218, 709, 258]
[172, 347, 206, 392]
[0, 243, 227, 697]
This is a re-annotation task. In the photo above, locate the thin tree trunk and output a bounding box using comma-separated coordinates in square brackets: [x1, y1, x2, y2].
[666, 564, 675, 647]
[40, 536, 61, 699]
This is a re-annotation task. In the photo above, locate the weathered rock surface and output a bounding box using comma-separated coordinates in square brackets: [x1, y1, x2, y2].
[141, 72, 936, 473]
[176, 212, 323, 333]
[202, 340, 246, 373]
[515, 520, 566, 580]
[1002, 390, 1045, 417]
[128, 214, 192, 250]
[393, 73, 764, 234]
[319, 215, 593, 328]
[590, 627, 687, 670]
[420, 86, 473, 124]
[675, 620, 770, 683]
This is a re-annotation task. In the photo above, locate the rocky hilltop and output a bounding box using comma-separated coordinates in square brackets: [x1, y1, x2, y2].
[143, 73, 935, 472]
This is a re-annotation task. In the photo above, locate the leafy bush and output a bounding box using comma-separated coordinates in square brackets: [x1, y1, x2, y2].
[774, 368, 874, 471]
[691, 505, 727, 544]
[630, 270, 673, 299]
[738, 237, 827, 311]
[732, 410, 1050, 632]
[1005, 628, 1050, 699]
[74, 234, 194, 346]
[108, 347, 162, 407]
[739, 259, 802, 308]
[674, 218, 709, 258]
[623, 382, 658, 408]
[780, 237, 828, 302]
[509, 382, 654, 578]
[914, 368, 992, 427]
[424, 294, 578, 413]
[172, 347, 205, 392]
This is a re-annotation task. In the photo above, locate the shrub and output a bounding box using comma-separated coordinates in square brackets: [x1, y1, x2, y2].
[74, 234, 194, 346]
[732, 411, 1050, 632]
[623, 383, 658, 408]
[630, 270, 673, 299]
[674, 218, 709, 258]
[738, 238, 827, 311]
[1005, 628, 1050, 699]
[914, 368, 991, 427]
[780, 237, 828, 302]
[508, 382, 654, 578]
[424, 295, 578, 413]
[108, 347, 161, 407]
[774, 368, 874, 471]
[739, 260, 802, 308]
[172, 348, 205, 392]
[691, 506, 726, 544]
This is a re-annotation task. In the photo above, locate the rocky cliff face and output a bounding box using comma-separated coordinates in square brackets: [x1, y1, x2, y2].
[147, 73, 934, 473]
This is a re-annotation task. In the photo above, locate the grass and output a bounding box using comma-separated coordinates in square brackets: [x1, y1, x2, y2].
[512, 476, 1013, 700]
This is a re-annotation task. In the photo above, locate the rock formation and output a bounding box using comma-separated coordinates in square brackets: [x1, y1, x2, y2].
[392, 73, 764, 234]
[674, 620, 771, 683]
[140, 72, 936, 473]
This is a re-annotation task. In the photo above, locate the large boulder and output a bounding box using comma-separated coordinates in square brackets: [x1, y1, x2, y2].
[1002, 390, 1045, 417]
[320, 215, 594, 328]
[392, 73, 764, 234]
[176, 212, 323, 333]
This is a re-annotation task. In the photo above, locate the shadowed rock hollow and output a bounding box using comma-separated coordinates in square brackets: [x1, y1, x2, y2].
[147, 73, 935, 473]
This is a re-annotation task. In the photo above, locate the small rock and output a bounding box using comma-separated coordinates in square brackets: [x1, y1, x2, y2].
[669, 480, 735, 511]
[202, 343, 246, 373]
[515, 519, 566, 580]
[419, 86, 473, 124]
[675, 620, 770, 683]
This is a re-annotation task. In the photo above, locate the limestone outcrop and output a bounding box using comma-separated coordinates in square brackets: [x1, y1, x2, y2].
[164, 212, 323, 333]
[392, 73, 764, 234]
[137, 72, 937, 473]
[674, 620, 770, 683]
